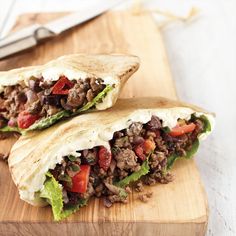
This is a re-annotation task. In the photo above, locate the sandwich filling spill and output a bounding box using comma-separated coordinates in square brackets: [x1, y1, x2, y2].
[0, 76, 112, 132]
[40, 114, 211, 220]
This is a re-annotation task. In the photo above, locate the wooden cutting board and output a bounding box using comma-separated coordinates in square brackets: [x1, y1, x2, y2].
[0, 11, 208, 236]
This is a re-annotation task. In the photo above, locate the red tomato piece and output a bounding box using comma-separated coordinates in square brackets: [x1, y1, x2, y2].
[98, 146, 112, 171]
[143, 139, 156, 154]
[17, 111, 40, 129]
[52, 76, 74, 95]
[169, 123, 196, 137]
[135, 139, 156, 160]
[71, 165, 90, 193]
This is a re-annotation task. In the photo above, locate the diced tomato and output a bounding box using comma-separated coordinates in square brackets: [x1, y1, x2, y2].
[98, 146, 112, 171]
[143, 139, 156, 154]
[71, 165, 90, 193]
[134, 145, 146, 160]
[52, 76, 74, 95]
[135, 139, 156, 160]
[169, 123, 196, 137]
[17, 111, 40, 129]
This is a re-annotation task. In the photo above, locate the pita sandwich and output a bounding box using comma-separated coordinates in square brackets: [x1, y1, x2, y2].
[0, 54, 139, 157]
[8, 97, 215, 221]
[0, 53, 139, 133]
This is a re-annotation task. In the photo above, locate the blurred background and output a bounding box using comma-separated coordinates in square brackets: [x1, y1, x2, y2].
[1, 0, 235, 235]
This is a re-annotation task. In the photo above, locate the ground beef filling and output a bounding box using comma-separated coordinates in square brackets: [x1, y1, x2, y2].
[0, 77, 105, 128]
[51, 115, 204, 207]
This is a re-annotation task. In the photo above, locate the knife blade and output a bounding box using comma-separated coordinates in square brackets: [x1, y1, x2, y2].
[0, 0, 124, 59]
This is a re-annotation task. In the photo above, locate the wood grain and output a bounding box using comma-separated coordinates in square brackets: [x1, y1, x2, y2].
[0, 133, 19, 159]
[0, 12, 207, 236]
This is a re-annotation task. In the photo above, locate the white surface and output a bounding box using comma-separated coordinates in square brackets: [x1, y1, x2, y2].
[0, 1, 235, 235]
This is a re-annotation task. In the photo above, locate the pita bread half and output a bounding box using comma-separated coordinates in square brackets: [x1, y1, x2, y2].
[8, 97, 215, 206]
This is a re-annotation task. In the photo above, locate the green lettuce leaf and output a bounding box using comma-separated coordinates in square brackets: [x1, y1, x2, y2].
[118, 187, 129, 200]
[0, 125, 22, 133]
[115, 158, 150, 188]
[191, 114, 211, 133]
[0, 85, 113, 133]
[74, 84, 113, 114]
[40, 172, 87, 221]
[28, 110, 71, 131]
[167, 139, 200, 169]
[200, 115, 211, 133]
[59, 198, 87, 220]
[39, 172, 63, 221]
[184, 139, 200, 159]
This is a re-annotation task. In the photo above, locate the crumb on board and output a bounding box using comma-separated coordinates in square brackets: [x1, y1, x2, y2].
[138, 191, 153, 203]
[135, 181, 144, 192]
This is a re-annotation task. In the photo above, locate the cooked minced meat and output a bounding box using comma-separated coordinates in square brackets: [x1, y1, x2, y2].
[0, 77, 105, 129]
[114, 149, 140, 172]
[50, 115, 204, 207]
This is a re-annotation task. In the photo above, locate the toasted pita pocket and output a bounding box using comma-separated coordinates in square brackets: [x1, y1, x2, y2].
[9, 97, 214, 220]
[0, 53, 140, 135]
